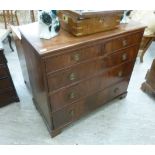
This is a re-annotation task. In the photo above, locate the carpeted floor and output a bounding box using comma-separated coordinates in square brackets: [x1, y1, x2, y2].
[0, 36, 155, 144]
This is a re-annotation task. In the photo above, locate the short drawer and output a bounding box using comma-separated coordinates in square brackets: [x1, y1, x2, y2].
[49, 61, 134, 112]
[0, 78, 12, 90]
[0, 65, 8, 78]
[52, 79, 129, 129]
[44, 45, 101, 73]
[104, 32, 142, 54]
[47, 45, 138, 92]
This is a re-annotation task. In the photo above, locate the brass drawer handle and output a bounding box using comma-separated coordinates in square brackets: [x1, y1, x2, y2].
[68, 92, 76, 99]
[69, 109, 74, 116]
[118, 71, 123, 77]
[122, 53, 127, 61]
[62, 15, 68, 23]
[73, 53, 80, 62]
[122, 40, 127, 46]
[114, 87, 119, 93]
[69, 73, 76, 81]
[99, 17, 104, 23]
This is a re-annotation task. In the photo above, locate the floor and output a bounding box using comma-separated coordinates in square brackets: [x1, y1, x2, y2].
[0, 40, 155, 144]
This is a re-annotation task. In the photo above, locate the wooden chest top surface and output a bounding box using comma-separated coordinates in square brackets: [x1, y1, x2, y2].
[19, 22, 145, 56]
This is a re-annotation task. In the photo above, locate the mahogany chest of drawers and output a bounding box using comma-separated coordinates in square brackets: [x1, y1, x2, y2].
[18, 22, 145, 137]
[0, 44, 19, 107]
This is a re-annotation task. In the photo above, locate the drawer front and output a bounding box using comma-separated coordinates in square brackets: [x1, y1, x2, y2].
[50, 61, 134, 112]
[52, 79, 129, 129]
[0, 65, 8, 78]
[47, 45, 138, 92]
[50, 74, 103, 112]
[0, 78, 12, 90]
[104, 32, 142, 54]
[45, 45, 101, 73]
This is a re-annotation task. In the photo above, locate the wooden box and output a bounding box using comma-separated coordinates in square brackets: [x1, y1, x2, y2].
[58, 10, 124, 36]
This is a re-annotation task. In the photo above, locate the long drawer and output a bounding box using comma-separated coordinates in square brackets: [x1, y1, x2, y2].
[104, 32, 142, 53]
[0, 65, 8, 78]
[49, 61, 134, 112]
[52, 79, 129, 129]
[47, 45, 139, 92]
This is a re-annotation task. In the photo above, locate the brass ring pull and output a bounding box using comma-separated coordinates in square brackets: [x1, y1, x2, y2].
[99, 17, 104, 23]
[69, 109, 74, 116]
[114, 87, 119, 93]
[69, 92, 76, 99]
[122, 53, 127, 61]
[122, 40, 127, 46]
[62, 15, 68, 23]
[73, 53, 80, 62]
[118, 71, 123, 77]
[69, 73, 76, 81]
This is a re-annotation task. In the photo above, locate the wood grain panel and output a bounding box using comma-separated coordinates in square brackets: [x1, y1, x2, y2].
[49, 61, 134, 112]
[52, 79, 129, 129]
[45, 45, 101, 74]
[47, 45, 138, 92]
[104, 32, 143, 53]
